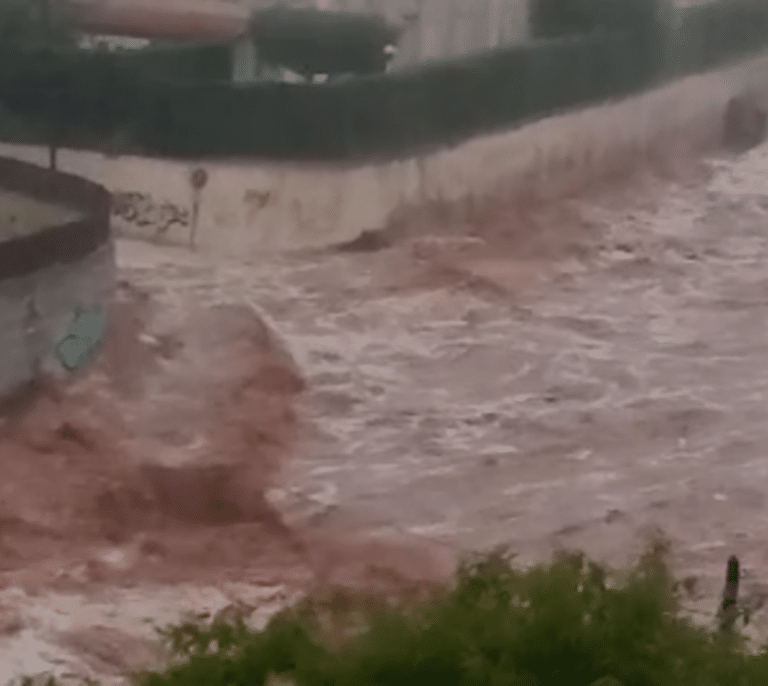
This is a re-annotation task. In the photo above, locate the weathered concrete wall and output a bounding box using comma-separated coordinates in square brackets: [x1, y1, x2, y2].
[1, 49, 768, 260]
[0, 159, 114, 402]
[0, 242, 115, 398]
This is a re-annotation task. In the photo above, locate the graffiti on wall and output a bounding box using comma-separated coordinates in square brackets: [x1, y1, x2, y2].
[111, 191, 190, 240]
[54, 304, 107, 372]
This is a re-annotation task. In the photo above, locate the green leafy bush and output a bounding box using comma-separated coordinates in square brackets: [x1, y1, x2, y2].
[529, 0, 662, 39]
[0, 0, 75, 51]
[100, 539, 768, 686]
[0, 30, 652, 161]
[672, 0, 768, 74]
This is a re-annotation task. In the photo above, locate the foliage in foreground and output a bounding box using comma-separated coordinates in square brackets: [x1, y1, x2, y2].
[25, 539, 768, 686]
[115, 539, 767, 686]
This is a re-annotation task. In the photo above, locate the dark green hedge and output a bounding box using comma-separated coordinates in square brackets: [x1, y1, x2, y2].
[670, 0, 768, 75]
[111, 42, 233, 83]
[0, 47, 141, 144]
[1, 0, 768, 162]
[529, 0, 662, 39]
[112, 31, 656, 161]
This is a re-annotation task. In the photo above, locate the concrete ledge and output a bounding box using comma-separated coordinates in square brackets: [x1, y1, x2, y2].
[0, 157, 114, 403]
[0, 157, 111, 279]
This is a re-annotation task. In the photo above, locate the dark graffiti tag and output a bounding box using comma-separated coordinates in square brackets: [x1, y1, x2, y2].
[111, 191, 190, 239]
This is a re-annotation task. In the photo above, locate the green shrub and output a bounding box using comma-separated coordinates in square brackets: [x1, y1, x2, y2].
[0, 46, 142, 163]
[672, 0, 768, 75]
[0, 29, 654, 162]
[529, 0, 662, 40]
[73, 539, 766, 686]
[112, 43, 234, 84]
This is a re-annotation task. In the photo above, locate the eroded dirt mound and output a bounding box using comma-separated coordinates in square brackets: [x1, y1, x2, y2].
[0, 281, 306, 566]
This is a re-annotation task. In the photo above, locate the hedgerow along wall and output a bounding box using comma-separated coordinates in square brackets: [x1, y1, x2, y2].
[2, 42, 764, 259]
[0, 0, 767, 162]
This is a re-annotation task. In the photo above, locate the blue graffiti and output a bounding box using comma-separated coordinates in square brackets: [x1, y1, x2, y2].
[54, 304, 106, 371]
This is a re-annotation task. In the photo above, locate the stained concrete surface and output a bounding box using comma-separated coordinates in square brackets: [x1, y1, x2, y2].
[0, 242, 114, 401]
[0, 192, 82, 243]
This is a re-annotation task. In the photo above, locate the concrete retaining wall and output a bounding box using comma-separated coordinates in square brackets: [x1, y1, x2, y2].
[1, 49, 768, 260]
[0, 159, 114, 403]
[0, 242, 115, 399]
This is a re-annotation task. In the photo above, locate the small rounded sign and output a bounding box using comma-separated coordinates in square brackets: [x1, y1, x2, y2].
[190, 167, 208, 190]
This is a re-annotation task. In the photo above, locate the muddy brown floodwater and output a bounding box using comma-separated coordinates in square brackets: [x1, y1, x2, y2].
[7, 144, 768, 682]
[117, 146, 768, 627]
